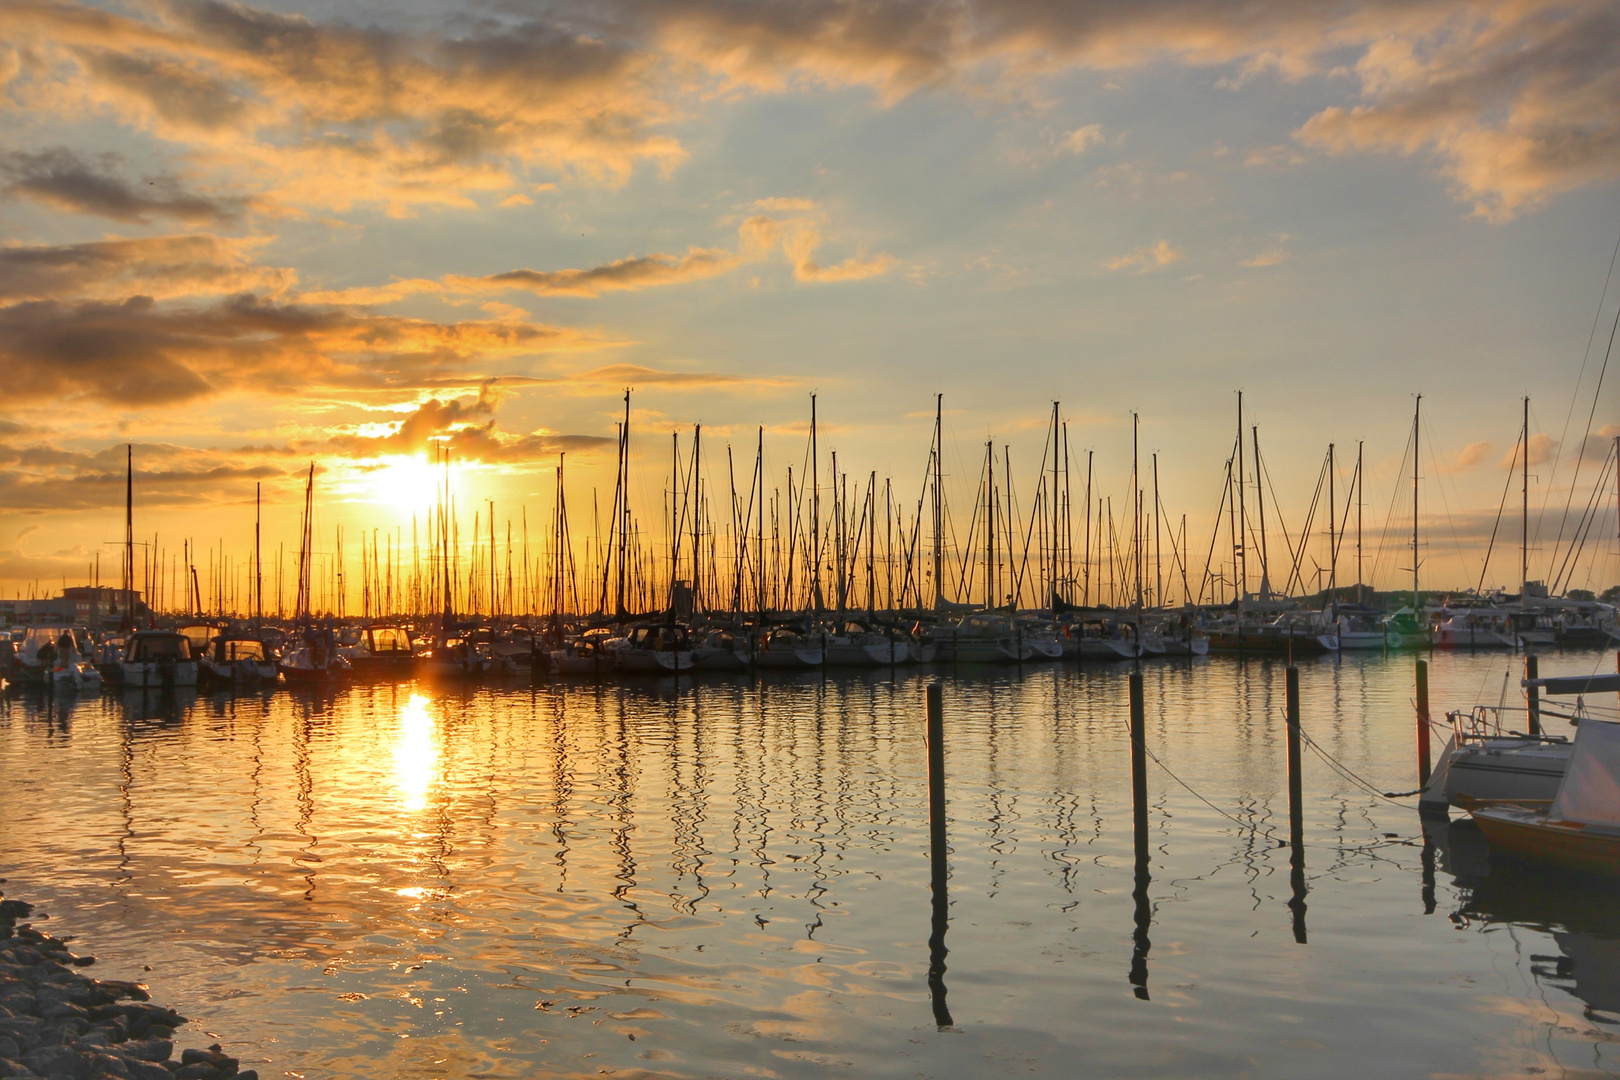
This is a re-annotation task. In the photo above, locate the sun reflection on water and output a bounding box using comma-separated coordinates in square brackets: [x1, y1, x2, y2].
[392, 693, 438, 813]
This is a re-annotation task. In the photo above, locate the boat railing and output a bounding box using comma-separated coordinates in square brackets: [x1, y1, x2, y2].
[1447, 705, 1570, 743]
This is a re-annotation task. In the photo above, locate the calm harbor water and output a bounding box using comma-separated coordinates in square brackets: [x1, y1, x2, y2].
[2, 651, 1618, 1079]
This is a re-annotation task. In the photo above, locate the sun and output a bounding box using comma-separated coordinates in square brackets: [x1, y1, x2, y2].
[363, 454, 448, 513]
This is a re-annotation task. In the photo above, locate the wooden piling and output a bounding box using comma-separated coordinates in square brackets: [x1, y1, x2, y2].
[1285, 666, 1303, 849]
[1525, 654, 1540, 737]
[1128, 669, 1151, 999]
[925, 683, 952, 1028]
[1285, 665, 1307, 943]
[1415, 659, 1431, 788]
[1129, 671, 1147, 858]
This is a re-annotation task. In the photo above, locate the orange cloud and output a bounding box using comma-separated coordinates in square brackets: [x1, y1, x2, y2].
[1103, 239, 1182, 274]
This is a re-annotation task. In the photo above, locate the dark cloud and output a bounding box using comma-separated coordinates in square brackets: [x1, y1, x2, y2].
[0, 147, 239, 223]
[0, 292, 614, 408]
[0, 235, 289, 302]
[322, 388, 616, 462]
[0, 436, 291, 511]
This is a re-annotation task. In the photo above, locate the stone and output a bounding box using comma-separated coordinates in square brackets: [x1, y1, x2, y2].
[85, 1052, 131, 1078]
[0, 1041, 16, 1062]
[173, 1066, 217, 1080]
[118, 1061, 171, 1080]
[20, 1044, 91, 1079]
[112, 1039, 170, 1063]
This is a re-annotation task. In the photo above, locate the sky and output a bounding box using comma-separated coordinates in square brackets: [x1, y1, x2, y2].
[2, 0, 1618, 609]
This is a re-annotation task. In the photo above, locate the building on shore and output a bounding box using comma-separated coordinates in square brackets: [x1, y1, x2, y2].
[0, 587, 150, 629]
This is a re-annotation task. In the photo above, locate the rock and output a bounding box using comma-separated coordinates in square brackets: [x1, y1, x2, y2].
[85, 1052, 131, 1078]
[118, 1061, 171, 1080]
[0, 1042, 15, 1062]
[70, 957, 96, 968]
[112, 1038, 170, 1063]
[20, 1044, 91, 1078]
[173, 1066, 217, 1080]
[0, 903, 34, 922]
[0, 1059, 33, 1079]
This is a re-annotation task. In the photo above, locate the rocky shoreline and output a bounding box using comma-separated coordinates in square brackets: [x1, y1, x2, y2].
[0, 893, 255, 1079]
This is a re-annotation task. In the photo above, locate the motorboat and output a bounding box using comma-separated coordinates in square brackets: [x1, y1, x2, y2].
[279, 628, 350, 684]
[547, 631, 611, 676]
[344, 625, 416, 676]
[418, 636, 494, 679]
[120, 631, 200, 688]
[199, 635, 278, 684]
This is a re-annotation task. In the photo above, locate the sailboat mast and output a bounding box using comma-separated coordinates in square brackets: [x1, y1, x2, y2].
[1235, 393, 1247, 600]
[255, 482, 262, 625]
[1356, 440, 1364, 606]
[1132, 412, 1142, 613]
[1152, 451, 1161, 608]
[1412, 395, 1422, 610]
[1522, 395, 1529, 598]
[124, 445, 134, 629]
[932, 394, 943, 609]
[811, 394, 821, 611]
[1252, 426, 1268, 598]
[1327, 444, 1336, 609]
[1084, 451, 1093, 606]
[1051, 401, 1060, 608]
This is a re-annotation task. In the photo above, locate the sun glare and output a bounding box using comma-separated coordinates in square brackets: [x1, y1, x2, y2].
[393, 694, 439, 814]
[365, 455, 446, 513]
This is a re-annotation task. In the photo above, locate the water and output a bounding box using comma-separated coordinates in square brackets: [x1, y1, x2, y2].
[2, 651, 1618, 1079]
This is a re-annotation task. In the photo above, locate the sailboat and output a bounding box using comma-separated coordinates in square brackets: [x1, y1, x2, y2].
[280, 463, 350, 684]
[1472, 710, 1620, 877]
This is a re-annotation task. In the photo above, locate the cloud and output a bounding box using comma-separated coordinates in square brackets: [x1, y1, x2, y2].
[1240, 247, 1289, 268]
[0, 147, 242, 223]
[0, 435, 290, 511]
[1438, 439, 1490, 473]
[468, 247, 739, 298]
[5, 0, 1612, 218]
[321, 386, 615, 463]
[0, 292, 615, 408]
[1061, 124, 1104, 154]
[1291, 1, 1620, 219]
[303, 213, 895, 306]
[0, 0, 685, 214]
[572, 363, 791, 388]
[749, 196, 818, 211]
[0, 234, 291, 302]
[1102, 239, 1182, 274]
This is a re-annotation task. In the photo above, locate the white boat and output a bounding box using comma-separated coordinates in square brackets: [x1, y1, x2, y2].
[820, 623, 910, 666]
[1421, 671, 1620, 813]
[932, 613, 1032, 663]
[693, 629, 747, 671]
[199, 636, 278, 684]
[1435, 610, 1520, 649]
[417, 637, 492, 679]
[1335, 613, 1400, 650]
[50, 656, 103, 692]
[737, 629, 823, 668]
[119, 631, 200, 688]
[609, 625, 694, 673]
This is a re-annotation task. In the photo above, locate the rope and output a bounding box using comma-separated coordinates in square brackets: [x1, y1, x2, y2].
[1294, 722, 1420, 806]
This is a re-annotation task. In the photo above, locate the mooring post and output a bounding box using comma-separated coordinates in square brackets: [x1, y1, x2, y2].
[925, 683, 952, 1027]
[1525, 653, 1540, 737]
[1415, 659, 1431, 788]
[1129, 670, 1148, 857]
[1128, 669, 1151, 999]
[1285, 666, 1303, 849]
[1285, 666, 1308, 942]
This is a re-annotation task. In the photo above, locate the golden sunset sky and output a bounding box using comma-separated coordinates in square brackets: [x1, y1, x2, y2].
[2, 0, 1618, 606]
